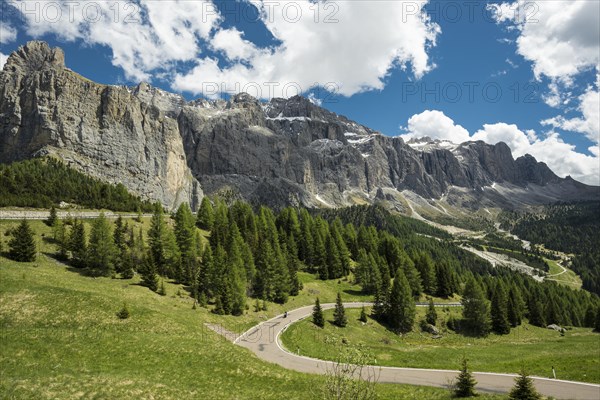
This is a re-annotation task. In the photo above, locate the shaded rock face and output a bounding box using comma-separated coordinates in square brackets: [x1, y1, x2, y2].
[0, 42, 201, 209]
[1, 41, 597, 211]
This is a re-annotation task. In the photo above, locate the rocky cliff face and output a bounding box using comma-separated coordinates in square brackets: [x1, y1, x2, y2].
[1, 42, 597, 211]
[0, 41, 201, 209]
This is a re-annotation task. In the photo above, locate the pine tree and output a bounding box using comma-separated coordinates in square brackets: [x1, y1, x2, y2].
[426, 298, 437, 326]
[462, 277, 491, 337]
[594, 306, 600, 333]
[508, 370, 541, 400]
[386, 269, 415, 334]
[88, 213, 117, 276]
[333, 292, 347, 327]
[583, 305, 596, 328]
[45, 206, 58, 227]
[359, 306, 368, 323]
[414, 252, 436, 295]
[508, 286, 525, 327]
[140, 255, 159, 292]
[52, 218, 68, 260]
[69, 219, 87, 268]
[227, 230, 248, 316]
[325, 234, 342, 279]
[8, 219, 36, 262]
[148, 203, 168, 275]
[435, 262, 453, 298]
[113, 216, 127, 274]
[453, 357, 477, 398]
[174, 203, 198, 284]
[491, 281, 511, 334]
[196, 197, 214, 231]
[527, 294, 546, 327]
[313, 298, 325, 328]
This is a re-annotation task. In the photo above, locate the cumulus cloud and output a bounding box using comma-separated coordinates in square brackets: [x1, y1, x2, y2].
[491, 0, 599, 80]
[173, 0, 440, 98]
[0, 23, 17, 44]
[401, 110, 599, 185]
[474, 123, 599, 185]
[9, 0, 220, 81]
[400, 110, 470, 143]
[8, 0, 439, 98]
[542, 84, 600, 145]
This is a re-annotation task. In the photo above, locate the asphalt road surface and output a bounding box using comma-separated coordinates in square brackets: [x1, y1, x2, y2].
[235, 302, 600, 400]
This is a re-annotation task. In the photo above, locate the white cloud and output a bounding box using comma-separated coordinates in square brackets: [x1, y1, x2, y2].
[542, 84, 600, 145]
[473, 123, 599, 185]
[399, 110, 471, 143]
[9, 0, 221, 81]
[173, 0, 440, 98]
[400, 111, 599, 185]
[0, 53, 9, 69]
[9, 0, 439, 98]
[0, 23, 17, 44]
[491, 1, 599, 80]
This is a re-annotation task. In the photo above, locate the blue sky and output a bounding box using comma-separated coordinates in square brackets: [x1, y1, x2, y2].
[0, 0, 598, 184]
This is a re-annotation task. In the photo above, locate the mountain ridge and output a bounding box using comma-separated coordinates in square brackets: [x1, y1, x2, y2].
[1, 41, 597, 211]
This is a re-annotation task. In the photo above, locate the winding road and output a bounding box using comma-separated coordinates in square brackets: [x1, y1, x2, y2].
[234, 303, 600, 400]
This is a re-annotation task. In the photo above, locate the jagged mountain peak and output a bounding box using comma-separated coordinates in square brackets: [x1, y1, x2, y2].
[3, 41, 65, 73]
[1, 41, 597, 211]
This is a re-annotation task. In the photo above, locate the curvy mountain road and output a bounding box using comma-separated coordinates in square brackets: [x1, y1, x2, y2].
[235, 302, 600, 400]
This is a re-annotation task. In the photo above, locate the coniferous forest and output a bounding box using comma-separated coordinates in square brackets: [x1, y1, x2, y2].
[501, 202, 600, 295]
[0, 158, 154, 211]
[14, 197, 597, 335]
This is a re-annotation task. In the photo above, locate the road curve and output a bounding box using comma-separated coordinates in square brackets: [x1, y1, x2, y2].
[235, 302, 600, 400]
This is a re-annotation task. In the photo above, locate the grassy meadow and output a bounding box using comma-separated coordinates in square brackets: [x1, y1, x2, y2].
[281, 307, 600, 384]
[0, 217, 508, 399]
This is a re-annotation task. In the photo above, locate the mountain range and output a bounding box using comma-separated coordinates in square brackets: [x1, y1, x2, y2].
[1, 41, 598, 213]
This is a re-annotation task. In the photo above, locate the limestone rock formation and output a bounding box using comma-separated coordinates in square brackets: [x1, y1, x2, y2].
[1, 41, 597, 212]
[0, 41, 201, 209]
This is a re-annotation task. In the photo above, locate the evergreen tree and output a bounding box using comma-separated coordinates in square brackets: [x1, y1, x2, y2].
[401, 253, 422, 297]
[140, 256, 159, 292]
[508, 286, 525, 327]
[174, 203, 198, 284]
[583, 305, 596, 328]
[313, 297, 325, 328]
[386, 269, 415, 334]
[69, 219, 87, 268]
[426, 298, 437, 326]
[325, 234, 342, 279]
[491, 281, 511, 334]
[227, 229, 248, 316]
[113, 216, 127, 274]
[45, 206, 58, 227]
[198, 245, 214, 299]
[414, 252, 437, 295]
[508, 370, 541, 400]
[527, 294, 546, 327]
[372, 284, 387, 321]
[595, 306, 600, 333]
[333, 292, 347, 327]
[462, 277, 491, 337]
[453, 357, 477, 398]
[359, 306, 368, 323]
[148, 203, 168, 275]
[435, 262, 453, 298]
[52, 218, 68, 260]
[88, 213, 117, 276]
[8, 219, 36, 262]
[196, 196, 214, 231]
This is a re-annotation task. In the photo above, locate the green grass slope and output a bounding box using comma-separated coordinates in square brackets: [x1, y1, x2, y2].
[282, 308, 600, 384]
